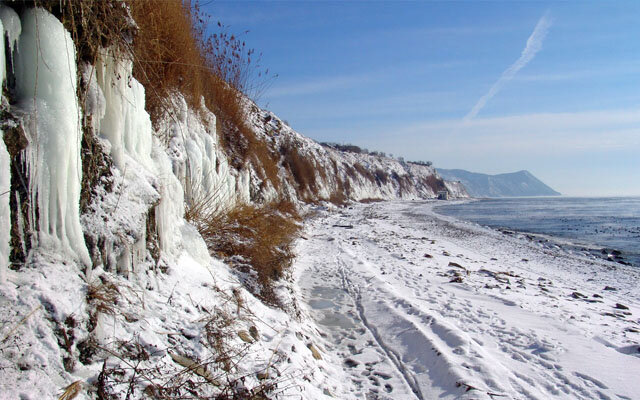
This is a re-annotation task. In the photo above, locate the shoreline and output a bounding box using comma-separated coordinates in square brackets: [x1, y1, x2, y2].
[432, 197, 639, 268]
[295, 200, 640, 399]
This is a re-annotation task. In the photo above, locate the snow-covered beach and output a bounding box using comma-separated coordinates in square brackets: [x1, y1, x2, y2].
[295, 201, 640, 399]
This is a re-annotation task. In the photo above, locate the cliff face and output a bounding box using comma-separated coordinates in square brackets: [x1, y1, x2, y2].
[245, 107, 469, 204]
[0, 5, 466, 398]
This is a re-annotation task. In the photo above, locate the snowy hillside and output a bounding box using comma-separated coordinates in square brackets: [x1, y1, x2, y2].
[437, 169, 560, 198]
[0, 3, 467, 399]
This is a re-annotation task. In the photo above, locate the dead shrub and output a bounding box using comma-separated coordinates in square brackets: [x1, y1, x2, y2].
[87, 279, 120, 316]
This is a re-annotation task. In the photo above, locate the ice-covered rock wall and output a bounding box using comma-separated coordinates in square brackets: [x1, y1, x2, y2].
[15, 8, 90, 265]
[0, 5, 465, 279]
[0, 11, 9, 282]
[155, 96, 252, 215]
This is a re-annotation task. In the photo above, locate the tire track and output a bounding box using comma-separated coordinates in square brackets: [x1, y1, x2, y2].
[338, 258, 425, 400]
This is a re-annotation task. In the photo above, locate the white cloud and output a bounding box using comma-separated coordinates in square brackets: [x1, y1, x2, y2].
[464, 11, 552, 120]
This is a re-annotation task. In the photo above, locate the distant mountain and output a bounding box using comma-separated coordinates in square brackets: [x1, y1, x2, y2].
[436, 169, 561, 198]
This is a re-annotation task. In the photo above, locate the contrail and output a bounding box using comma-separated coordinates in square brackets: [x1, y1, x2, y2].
[464, 11, 552, 121]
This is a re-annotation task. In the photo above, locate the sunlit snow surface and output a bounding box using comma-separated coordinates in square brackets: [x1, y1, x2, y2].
[296, 201, 640, 399]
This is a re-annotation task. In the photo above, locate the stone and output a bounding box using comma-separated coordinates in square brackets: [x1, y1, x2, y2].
[308, 343, 322, 360]
[249, 325, 259, 340]
[238, 330, 254, 343]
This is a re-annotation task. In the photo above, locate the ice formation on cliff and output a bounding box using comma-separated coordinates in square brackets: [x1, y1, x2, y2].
[14, 8, 90, 265]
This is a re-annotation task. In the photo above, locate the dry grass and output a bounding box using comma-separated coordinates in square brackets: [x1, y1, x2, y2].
[128, 0, 281, 189]
[353, 163, 376, 184]
[328, 190, 348, 206]
[359, 198, 385, 204]
[281, 144, 318, 201]
[423, 174, 447, 193]
[374, 169, 389, 186]
[196, 201, 301, 306]
[58, 381, 83, 400]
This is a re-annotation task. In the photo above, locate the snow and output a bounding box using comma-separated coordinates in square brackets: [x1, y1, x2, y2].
[15, 8, 90, 266]
[295, 201, 640, 399]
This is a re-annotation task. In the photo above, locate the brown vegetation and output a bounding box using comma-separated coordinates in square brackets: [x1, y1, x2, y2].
[353, 163, 376, 184]
[424, 174, 447, 193]
[281, 144, 318, 200]
[86, 279, 120, 317]
[374, 169, 389, 186]
[358, 198, 385, 204]
[128, 1, 280, 189]
[195, 201, 301, 306]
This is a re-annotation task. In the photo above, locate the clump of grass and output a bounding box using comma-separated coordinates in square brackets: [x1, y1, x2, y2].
[281, 145, 319, 201]
[359, 198, 385, 204]
[197, 201, 301, 306]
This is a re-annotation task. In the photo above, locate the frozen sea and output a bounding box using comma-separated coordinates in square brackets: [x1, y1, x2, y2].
[435, 196, 640, 267]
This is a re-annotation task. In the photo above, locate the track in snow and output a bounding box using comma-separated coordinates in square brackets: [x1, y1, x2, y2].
[295, 202, 640, 399]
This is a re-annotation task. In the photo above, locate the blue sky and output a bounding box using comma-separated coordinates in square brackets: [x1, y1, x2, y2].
[205, 1, 640, 196]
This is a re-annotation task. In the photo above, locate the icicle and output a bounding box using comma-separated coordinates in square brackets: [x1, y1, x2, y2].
[14, 8, 90, 265]
[96, 55, 153, 170]
[0, 18, 4, 85]
[0, 5, 21, 73]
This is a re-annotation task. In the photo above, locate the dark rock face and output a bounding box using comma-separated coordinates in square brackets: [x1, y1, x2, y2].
[436, 169, 560, 198]
[2, 116, 33, 269]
